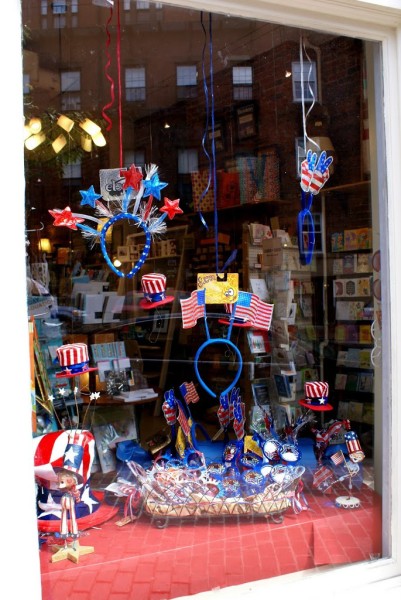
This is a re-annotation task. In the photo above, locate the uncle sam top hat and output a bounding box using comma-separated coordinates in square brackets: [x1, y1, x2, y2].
[139, 272, 174, 309]
[299, 381, 333, 411]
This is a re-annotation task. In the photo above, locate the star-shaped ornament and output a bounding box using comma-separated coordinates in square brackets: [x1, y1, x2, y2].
[160, 197, 183, 220]
[79, 185, 102, 208]
[143, 173, 168, 200]
[49, 207, 85, 231]
[120, 165, 143, 191]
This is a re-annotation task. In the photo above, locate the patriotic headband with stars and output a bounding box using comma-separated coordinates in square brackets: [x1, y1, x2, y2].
[49, 163, 183, 278]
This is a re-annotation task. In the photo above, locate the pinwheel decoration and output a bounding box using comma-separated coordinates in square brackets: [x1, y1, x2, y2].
[49, 163, 183, 278]
[298, 149, 333, 265]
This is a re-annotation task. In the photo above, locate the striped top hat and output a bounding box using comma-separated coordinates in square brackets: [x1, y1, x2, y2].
[56, 342, 89, 375]
[53, 430, 91, 483]
[299, 381, 333, 411]
[139, 272, 174, 309]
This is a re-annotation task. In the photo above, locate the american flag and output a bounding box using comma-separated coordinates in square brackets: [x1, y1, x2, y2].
[227, 291, 274, 330]
[179, 381, 199, 404]
[180, 289, 206, 329]
[313, 465, 334, 491]
[330, 450, 345, 466]
[177, 405, 191, 437]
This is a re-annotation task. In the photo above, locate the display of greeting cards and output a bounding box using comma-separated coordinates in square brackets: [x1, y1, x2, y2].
[356, 253, 372, 273]
[343, 254, 357, 274]
[357, 372, 374, 392]
[273, 373, 292, 398]
[335, 373, 348, 390]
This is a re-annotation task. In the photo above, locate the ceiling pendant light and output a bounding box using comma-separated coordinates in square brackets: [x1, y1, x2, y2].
[52, 134, 67, 154]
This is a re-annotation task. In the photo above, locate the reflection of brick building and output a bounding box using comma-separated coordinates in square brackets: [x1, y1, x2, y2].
[22, 1, 366, 253]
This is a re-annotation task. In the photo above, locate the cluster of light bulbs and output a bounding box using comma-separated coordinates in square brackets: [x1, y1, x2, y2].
[23, 115, 106, 154]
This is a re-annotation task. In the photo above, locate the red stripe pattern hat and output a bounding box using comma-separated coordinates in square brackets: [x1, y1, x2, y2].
[299, 381, 333, 411]
[139, 272, 174, 309]
[56, 342, 90, 376]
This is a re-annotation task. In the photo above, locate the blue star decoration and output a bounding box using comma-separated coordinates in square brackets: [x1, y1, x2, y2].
[80, 185, 102, 208]
[142, 173, 168, 201]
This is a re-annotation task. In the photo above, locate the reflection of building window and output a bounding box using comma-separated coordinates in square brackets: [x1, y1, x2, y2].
[52, 1, 67, 14]
[23, 73, 30, 95]
[176, 65, 197, 99]
[232, 66, 253, 100]
[61, 70, 81, 110]
[71, 0, 78, 13]
[63, 159, 81, 180]
[136, 1, 150, 8]
[125, 67, 146, 101]
[292, 61, 318, 102]
[178, 149, 198, 174]
[124, 150, 145, 170]
[41, 0, 48, 15]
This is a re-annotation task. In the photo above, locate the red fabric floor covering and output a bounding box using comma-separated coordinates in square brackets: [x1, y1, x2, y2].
[39, 484, 382, 600]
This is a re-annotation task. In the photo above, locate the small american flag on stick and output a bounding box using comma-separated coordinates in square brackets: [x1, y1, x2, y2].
[180, 289, 206, 329]
[330, 450, 345, 466]
[226, 291, 274, 331]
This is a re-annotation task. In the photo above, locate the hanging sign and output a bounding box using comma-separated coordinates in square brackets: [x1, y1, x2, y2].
[197, 273, 239, 304]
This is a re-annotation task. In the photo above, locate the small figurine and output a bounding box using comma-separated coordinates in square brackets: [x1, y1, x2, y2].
[57, 469, 81, 544]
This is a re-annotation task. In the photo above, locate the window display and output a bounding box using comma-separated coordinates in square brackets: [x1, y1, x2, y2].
[8, 0, 400, 598]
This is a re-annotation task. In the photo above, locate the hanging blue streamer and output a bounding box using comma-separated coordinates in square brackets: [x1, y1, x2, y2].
[198, 12, 211, 232]
[208, 13, 219, 273]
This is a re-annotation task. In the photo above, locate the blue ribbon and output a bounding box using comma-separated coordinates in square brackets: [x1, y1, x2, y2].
[297, 191, 315, 265]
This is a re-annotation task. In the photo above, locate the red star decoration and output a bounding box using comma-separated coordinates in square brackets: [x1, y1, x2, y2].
[120, 164, 143, 191]
[160, 197, 183, 220]
[48, 207, 85, 230]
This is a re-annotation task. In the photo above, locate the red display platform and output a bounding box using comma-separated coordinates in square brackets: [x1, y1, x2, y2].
[39, 483, 381, 600]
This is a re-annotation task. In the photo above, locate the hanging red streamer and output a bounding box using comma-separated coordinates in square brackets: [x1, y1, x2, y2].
[101, 5, 115, 132]
[101, 0, 124, 167]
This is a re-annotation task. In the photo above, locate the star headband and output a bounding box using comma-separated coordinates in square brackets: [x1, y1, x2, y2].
[49, 163, 183, 278]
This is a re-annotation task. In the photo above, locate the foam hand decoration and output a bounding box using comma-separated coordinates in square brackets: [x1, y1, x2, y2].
[301, 149, 333, 194]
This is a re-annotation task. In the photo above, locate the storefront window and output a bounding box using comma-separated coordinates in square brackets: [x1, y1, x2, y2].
[9, 0, 401, 598]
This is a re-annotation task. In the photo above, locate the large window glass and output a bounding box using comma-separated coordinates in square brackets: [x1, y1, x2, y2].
[16, 0, 401, 598]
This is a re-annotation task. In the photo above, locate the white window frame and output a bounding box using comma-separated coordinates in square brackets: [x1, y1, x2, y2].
[60, 69, 81, 110]
[176, 64, 197, 98]
[292, 60, 318, 103]
[232, 65, 253, 100]
[4, 1, 401, 599]
[125, 66, 146, 101]
[178, 148, 199, 173]
[52, 0, 67, 14]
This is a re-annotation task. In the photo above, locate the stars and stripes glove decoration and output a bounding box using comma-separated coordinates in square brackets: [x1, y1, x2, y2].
[298, 150, 332, 266]
[233, 399, 246, 440]
[217, 393, 231, 429]
[300, 149, 333, 195]
[162, 390, 177, 426]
